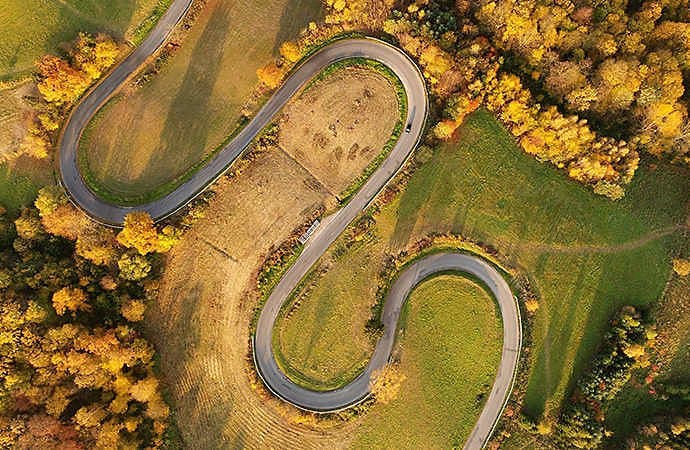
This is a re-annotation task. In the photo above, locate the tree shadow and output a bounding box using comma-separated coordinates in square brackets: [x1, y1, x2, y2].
[271, 0, 324, 54]
[140, 2, 232, 182]
[390, 150, 442, 247]
[521, 253, 594, 418]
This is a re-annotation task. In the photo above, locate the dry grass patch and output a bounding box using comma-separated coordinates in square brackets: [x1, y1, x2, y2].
[146, 58, 404, 445]
[278, 66, 400, 195]
[0, 83, 33, 160]
[654, 274, 690, 379]
[146, 147, 351, 448]
[80, 0, 323, 202]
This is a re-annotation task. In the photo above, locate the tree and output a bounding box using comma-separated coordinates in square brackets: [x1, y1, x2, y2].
[34, 186, 68, 217]
[593, 58, 642, 113]
[117, 253, 151, 281]
[0, 193, 172, 448]
[52, 287, 90, 316]
[71, 33, 119, 80]
[40, 203, 90, 241]
[369, 366, 406, 405]
[545, 61, 587, 102]
[156, 225, 181, 253]
[14, 210, 44, 241]
[76, 228, 117, 266]
[36, 56, 91, 106]
[525, 298, 540, 313]
[13, 414, 81, 450]
[419, 44, 453, 85]
[279, 41, 302, 63]
[593, 181, 625, 200]
[120, 299, 146, 322]
[19, 133, 49, 159]
[256, 63, 284, 89]
[672, 258, 690, 276]
[434, 120, 458, 139]
[117, 212, 160, 255]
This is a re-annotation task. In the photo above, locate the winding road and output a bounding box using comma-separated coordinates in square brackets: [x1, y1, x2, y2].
[57, 1, 522, 448]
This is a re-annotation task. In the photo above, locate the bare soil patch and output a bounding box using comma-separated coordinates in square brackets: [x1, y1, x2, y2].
[0, 83, 33, 160]
[278, 66, 400, 195]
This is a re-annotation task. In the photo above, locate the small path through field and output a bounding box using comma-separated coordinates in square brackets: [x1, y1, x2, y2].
[57, 1, 522, 448]
[517, 225, 688, 255]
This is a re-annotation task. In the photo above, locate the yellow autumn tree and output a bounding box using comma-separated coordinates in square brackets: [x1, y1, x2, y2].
[52, 287, 90, 316]
[71, 33, 119, 80]
[36, 56, 91, 106]
[434, 120, 458, 140]
[419, 44, 453, 85]
[19, 133, 49, 159]
[369, 366, 406, 405]
[117, 212, 160, 255]
[256, 62, 284, 89]
[40, 202, 90, 241]
[672, 258, 690, 276]
[121, 299, 146, 322]
[76, 227, 118, 266]
[279, 41, 302, 63]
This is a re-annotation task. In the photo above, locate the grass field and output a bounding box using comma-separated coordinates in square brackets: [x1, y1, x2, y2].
[0, 155, 55, 216]
[143, 58, 405, 447]
[80, 0, 324, 204]
[274, 108, 688, 427]
[0, 165, 40, 215]
[352, 275, 502, 448]
[0, 0, 163, 79]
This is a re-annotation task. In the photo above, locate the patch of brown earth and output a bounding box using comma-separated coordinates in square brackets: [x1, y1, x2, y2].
[278, 66, 399, 195]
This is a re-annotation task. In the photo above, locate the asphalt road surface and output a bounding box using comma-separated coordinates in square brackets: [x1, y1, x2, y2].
[58, 1, 522, 447]
[255, 252, 521, 450]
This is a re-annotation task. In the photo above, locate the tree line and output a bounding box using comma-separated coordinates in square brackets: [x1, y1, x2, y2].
[0, 189, 184, 448]
[282, 0, 688, 199]
[6, 33, 119, 163]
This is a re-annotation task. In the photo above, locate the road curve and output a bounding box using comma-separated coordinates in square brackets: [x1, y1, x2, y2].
[58, 1, 522, 447]
[58, 0, 425, 226]
[255, 252, 521, 450]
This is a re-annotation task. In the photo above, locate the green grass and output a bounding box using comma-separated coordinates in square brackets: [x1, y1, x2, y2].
[273, 233, 381, 390]
[393, 109, 687, 418]
[0, 0, 162, 80]
[274, 109, 688, 428]
[0, 164, 41, 215]
[352, 275, 502, 448]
